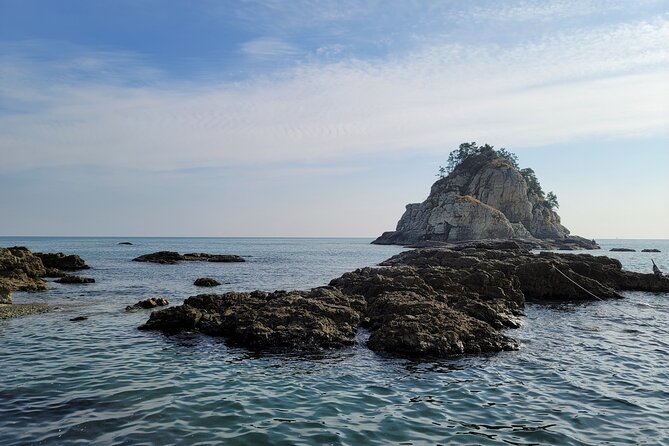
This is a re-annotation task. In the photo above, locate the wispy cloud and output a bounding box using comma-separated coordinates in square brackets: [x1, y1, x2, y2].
[1, 18, 667, 173]
[240, 37, 300, 59]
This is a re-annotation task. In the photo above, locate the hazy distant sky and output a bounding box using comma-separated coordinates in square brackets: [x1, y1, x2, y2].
[1, 0, 667, 238]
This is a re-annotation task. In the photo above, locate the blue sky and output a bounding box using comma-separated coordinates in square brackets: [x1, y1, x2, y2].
[1, 0, 668, 238]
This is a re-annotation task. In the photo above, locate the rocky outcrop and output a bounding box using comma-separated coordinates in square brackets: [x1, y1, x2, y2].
[641, 249, 661, 252]
[0, 247, 48, 298]
[126, 297, 169, 312]
[610, 248, 635, 252]
[373, 154, 595, 248]
[133, 251, 245, 264]
[140, 288, 363, 351]
[55, 275, 95, 284]
[141, 243, 669, 359]
[35, 252, 89, 271]
[194, 277, 221, 287]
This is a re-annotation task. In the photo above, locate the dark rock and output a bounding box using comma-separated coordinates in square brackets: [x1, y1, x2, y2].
[0, 246, 48, 295]
[35, 252, 90, 271]
[44, 267, 67, 278]
[641, 249, 661, 253]
[133, 251, 245, 264]
[126, 297, 169, 311]
[132, 251, 182, 264]
[56, 275, 95, 284]
[140, 246, 669, 359]
[183, 253, 245, 263]
[118, 242, 133, 245]
[610, 248, 636, 252]
[70, 316, 88, 321]
[140, 287, 363, 352]
[194, 277, 222, 287]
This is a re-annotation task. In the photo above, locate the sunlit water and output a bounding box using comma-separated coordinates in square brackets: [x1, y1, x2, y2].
[1, 237, 668, 445]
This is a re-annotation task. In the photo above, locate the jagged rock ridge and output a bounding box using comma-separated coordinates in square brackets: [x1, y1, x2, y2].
[374, 153, 582, 246]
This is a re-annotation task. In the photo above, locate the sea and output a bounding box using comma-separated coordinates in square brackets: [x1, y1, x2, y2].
[1, 237, 668, 446]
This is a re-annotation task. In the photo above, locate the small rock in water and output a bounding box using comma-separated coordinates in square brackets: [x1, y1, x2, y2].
[70, 316, 88, 322]
[194, 277, 221, 287]
[641, 249, 661, 253]
[609, 248, 636, 252]
[118, 242, 133, 245]
[56, 275, 95, 284]
[125, 297, 169, 312]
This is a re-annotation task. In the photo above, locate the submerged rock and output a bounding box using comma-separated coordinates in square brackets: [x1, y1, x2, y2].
[141, 243, 669, 359]
[133, 251, 245, 264]
[55, 275, 95, 284]
[118, 242, 133, 245]
[610, 248, 636, 252]
[194, 277, 221, 287]
[70, 316, 88, 322]
[641, 249, 661, 253]
[126, 297, 169, 311]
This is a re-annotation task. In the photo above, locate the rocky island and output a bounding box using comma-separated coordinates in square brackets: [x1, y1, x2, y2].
[373, 143, 597, 250]
[138, 144, 667, 359]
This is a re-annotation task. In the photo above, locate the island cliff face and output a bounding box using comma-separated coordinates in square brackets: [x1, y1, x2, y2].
[374, 154, 580, 246]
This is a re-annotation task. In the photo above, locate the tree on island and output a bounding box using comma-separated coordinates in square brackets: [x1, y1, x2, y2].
[438, 142, 558, 206]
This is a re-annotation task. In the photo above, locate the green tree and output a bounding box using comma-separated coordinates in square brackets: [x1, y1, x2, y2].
[520, 168, 544, 198]
[546, 191, 559, 209]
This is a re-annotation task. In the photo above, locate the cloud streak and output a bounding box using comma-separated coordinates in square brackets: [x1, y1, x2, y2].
[1, 18, 668, 173]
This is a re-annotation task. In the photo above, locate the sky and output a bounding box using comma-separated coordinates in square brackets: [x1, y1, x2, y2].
[0, 0, 668, 238]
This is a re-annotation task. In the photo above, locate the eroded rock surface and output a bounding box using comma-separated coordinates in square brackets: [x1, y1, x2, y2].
[0, 247, 48, 297]
[140, 288, 362, 351]
[133, 251, 245, 264]
[373, 154, 596, 249]
[141, 243, 669, 359]
[35, 252, 90, 271]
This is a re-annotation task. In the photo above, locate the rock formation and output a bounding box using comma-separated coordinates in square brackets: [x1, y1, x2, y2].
[0, 247, 48, 299]
[55, 275, 95, 284]
[373, 151, 596, 248]
[133, 251, 245, 264]
[140, 241, 669, 358]
[194, 277, 222, 287]
[35, 252, 90, 271]
[126, 297, 169, 312]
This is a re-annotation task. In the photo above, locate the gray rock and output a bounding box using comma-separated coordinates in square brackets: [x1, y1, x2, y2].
[641, 249, 661, 253]
[610, 248, 636, 252]
[373, 154, 590, 247]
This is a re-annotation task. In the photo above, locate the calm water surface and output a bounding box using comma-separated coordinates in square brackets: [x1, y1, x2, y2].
[1, 237, 668, 445]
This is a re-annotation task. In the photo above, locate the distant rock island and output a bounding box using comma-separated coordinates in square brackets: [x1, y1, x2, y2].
[373, 143, 597, 249]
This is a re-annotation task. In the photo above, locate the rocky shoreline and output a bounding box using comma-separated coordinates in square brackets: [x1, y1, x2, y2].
[140, 241, 669, 359]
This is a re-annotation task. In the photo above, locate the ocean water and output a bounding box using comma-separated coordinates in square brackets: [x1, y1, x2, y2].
[1, 237, 668, 446]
